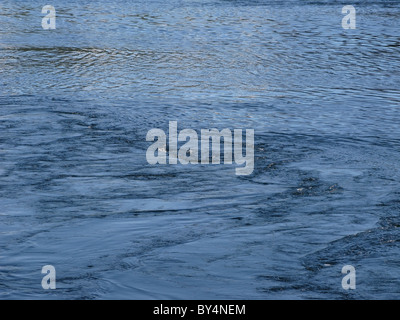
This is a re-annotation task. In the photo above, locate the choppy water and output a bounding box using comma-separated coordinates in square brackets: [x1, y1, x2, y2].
[1, 0, 400, 299]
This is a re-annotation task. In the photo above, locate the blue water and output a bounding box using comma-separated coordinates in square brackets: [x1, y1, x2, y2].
[0, 0, 400, 299]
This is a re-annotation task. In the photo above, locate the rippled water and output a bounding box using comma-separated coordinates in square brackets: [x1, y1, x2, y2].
[1, 0, 400, 299]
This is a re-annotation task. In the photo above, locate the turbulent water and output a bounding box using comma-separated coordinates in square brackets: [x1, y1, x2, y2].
[0, 0, 400, 299]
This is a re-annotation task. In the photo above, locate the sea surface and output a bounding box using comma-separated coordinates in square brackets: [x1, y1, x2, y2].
[0, 0, 400, 299]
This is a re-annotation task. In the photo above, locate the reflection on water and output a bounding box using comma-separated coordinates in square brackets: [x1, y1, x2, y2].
[0, 0, 400, 299]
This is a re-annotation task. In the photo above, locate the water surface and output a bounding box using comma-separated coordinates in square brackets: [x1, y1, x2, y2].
[0, 0, 400, 299]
